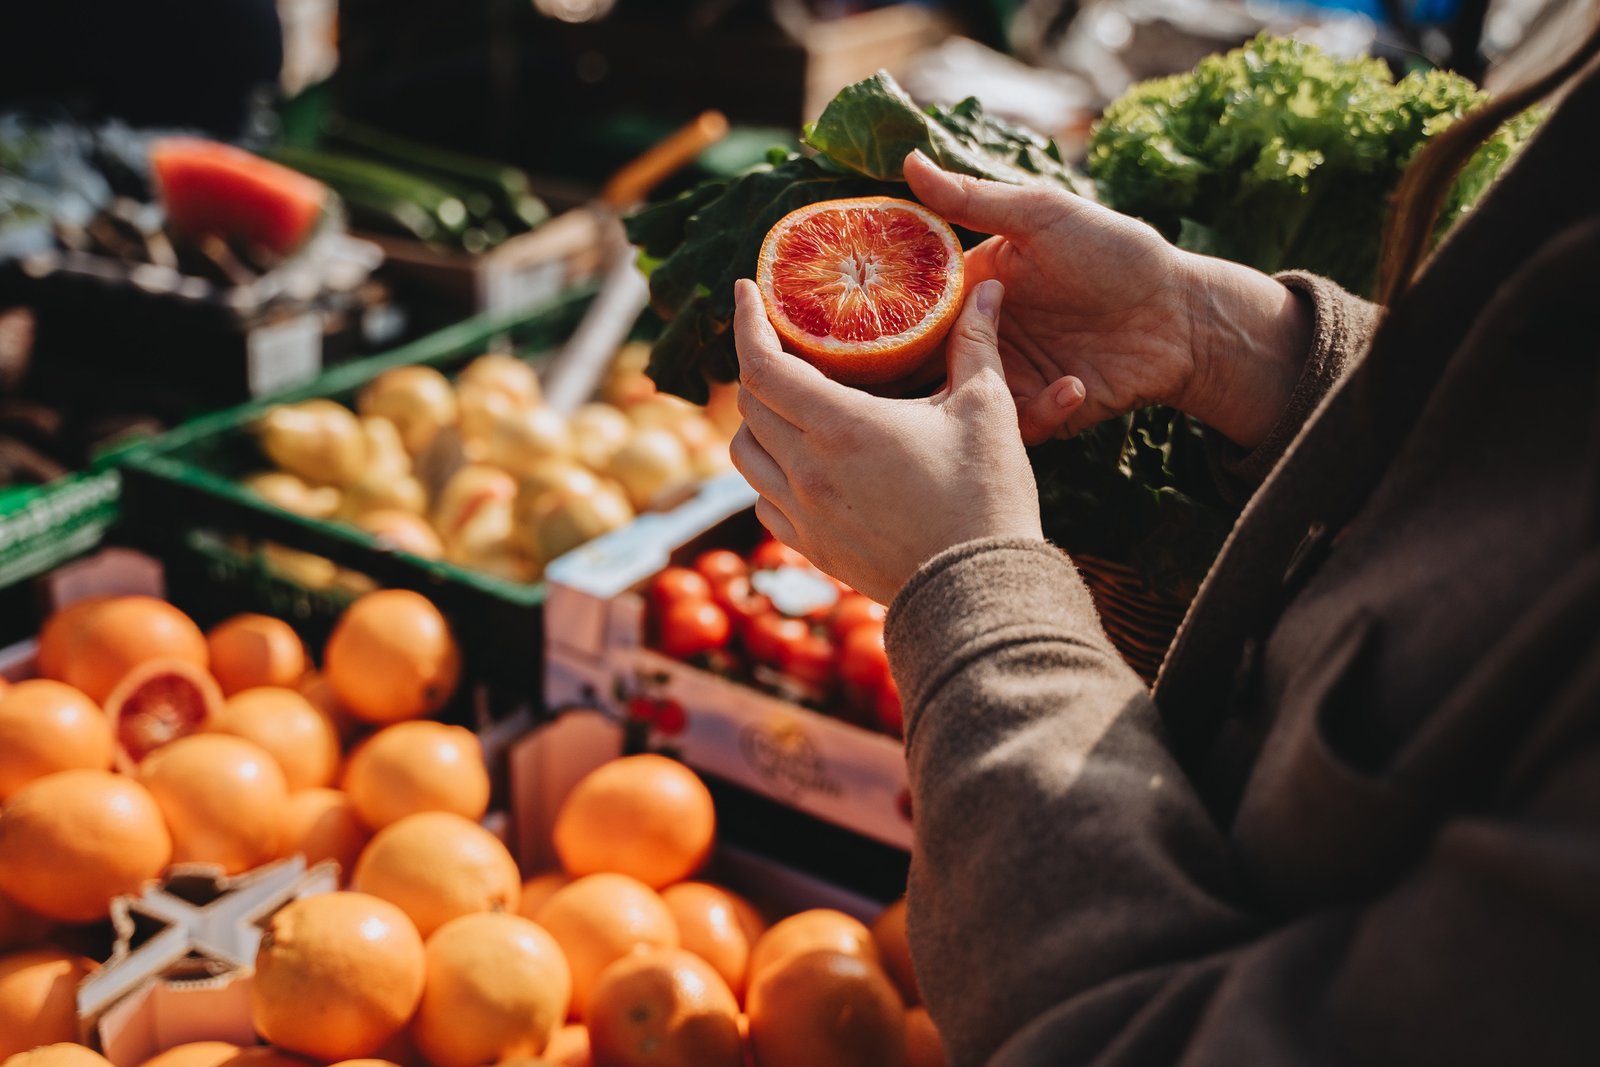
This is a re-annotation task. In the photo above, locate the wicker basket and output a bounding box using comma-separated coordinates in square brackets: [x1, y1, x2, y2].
[1073, 553, 1193, 685]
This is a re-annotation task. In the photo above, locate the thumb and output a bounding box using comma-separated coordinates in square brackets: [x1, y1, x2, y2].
[904, 150, 1061, 238]
[946, 280, 1006, 395]
[1017, 376, 1087, 445]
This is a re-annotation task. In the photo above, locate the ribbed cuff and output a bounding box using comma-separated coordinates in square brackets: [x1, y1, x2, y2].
[1205, 271, 1380, 503]
[884, 537, 1116, 746]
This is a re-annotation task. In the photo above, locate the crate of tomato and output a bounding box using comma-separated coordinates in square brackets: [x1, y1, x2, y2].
[545, 472, 912, 852]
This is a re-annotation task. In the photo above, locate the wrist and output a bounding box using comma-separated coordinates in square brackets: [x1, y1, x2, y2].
[1176, 253, 1312, 449]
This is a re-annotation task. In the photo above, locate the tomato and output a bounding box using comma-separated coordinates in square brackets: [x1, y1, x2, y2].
[743, 613, 809, 667]
[782, 630, 839, 690]
[649, 567, 712, 613]
[875, 677, 904, 737]
[151, 138, 327, 256]
[710, 574, 773, 632]
[657, 599, 731, 659]
[750, 540, 809, 572]
[830, 594, 887, 642]
[839, 621, 891, 694]
[694, 549, 747, 585]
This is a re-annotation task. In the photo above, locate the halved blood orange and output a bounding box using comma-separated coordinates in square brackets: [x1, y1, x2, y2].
[105, 657, 222, 770]
[756, 197, 963, 385]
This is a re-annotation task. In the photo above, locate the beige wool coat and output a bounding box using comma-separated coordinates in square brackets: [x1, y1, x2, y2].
[885, 47, 1600, 1067]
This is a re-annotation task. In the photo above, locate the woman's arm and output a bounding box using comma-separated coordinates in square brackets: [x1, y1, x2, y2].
[891, 538, 1600, 1067]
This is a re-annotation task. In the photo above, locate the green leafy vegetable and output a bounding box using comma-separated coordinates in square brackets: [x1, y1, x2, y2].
[1087, 34, 1542, 295]
[624, 71, 1090, 403]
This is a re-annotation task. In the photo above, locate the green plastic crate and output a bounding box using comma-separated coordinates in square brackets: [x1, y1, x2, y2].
[0, 470, 122, 593]
[119, 287, 607, 711]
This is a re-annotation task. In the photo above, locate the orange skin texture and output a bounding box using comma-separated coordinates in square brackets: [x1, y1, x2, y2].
[341, 721, 490, 831]
[871, 897, 919, 1005]
[756, 197, 963, 386]
[209, 686, 341, 791]
[0, 770, 171, 923]
[552, 754, 715, 890]
[904, 1006, 947, 1067]
[661, 882, 769, 1003]
[0, 949, 98, 1058]
[746, 909, 879, 989]
[586, 947, 743, 1067]
[745, 949, 906, 1067]
[46, 596, 208, 704]
[3, 1045, 115, 1067]
[349, 811, 521, 940]
[280, 788, 372, 883]
[0, 679, 114, 800]
[324, 590, 460, 724]
[139, 733, 289, 875]
[206, 614, 308, 696]
[250, 892, 426, 1061]
[534, 873, 681, 1020]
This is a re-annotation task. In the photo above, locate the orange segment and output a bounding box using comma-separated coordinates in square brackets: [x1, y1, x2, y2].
[756, 197, 963, 385]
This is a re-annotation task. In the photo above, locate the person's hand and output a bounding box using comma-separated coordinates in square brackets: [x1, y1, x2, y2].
[729, 277, 1048, 605]
[904, 151, 1311, 449]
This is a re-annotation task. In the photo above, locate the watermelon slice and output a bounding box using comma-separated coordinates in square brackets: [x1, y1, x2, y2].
[150, 137, 329, 256]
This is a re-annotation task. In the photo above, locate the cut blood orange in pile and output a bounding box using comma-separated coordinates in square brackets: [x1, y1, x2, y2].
[756, 197, 964, 385]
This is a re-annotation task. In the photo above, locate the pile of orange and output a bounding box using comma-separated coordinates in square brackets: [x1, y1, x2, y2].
[1, 594, 946, 1067]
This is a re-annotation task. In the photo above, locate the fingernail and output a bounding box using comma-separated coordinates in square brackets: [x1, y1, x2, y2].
[975, 280, 1003, 320]
[1052, 377, 1084, 408]
[908, 148, 930, 166]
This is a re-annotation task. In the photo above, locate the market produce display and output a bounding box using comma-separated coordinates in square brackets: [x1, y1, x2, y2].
[755, 197, 964, 385]
[244, 343, 735, 585]
[0, 672, 942, 1066]
[645, 540, 901, 736]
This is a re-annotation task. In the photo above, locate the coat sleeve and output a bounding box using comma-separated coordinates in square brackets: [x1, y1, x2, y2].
[1205, 273, 1381, 504]
[886, 538, 1600, 1067]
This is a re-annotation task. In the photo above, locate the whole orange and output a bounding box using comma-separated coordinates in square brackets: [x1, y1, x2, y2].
[0, 1045, 113, 1067]
[904, 1006, 946, 1067]
[747, 909, 878, 987]
[746, 949, 905, 1067]
[342, 721, 489, 831]
[280, 788, 372, 881]
[206, 614, 308, 696]
[0, 680, 113, 800]
[587, 947, 742, 1067]
[34, 596, 111, 682]
[251, 892, 426, 1060]
[135, 1043, 240, 1067]
[47, 596, 208, 704]
[0, 769, 171, 922]
[139, 734, 288, 874]
[517, 871, 575, 922]
[350, 811, 520, 938]
[535, 873, 679, 1019]
[325, 1061, 403, 1067]
[208, 686, 340, 791]
[552, 755, 715, 889]
[0, 948, 97, 1058]
[871, 898, 918, 1004]
[660, 882, 767, 1002]
[324, 590, 459, 724]
[410, 912, 572, 1067]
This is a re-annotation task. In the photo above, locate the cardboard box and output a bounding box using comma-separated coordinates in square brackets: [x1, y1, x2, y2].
[543, 471, 913, 853]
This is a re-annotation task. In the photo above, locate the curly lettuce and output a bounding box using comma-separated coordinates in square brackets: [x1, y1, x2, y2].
[1087, 35, 1542, 295]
